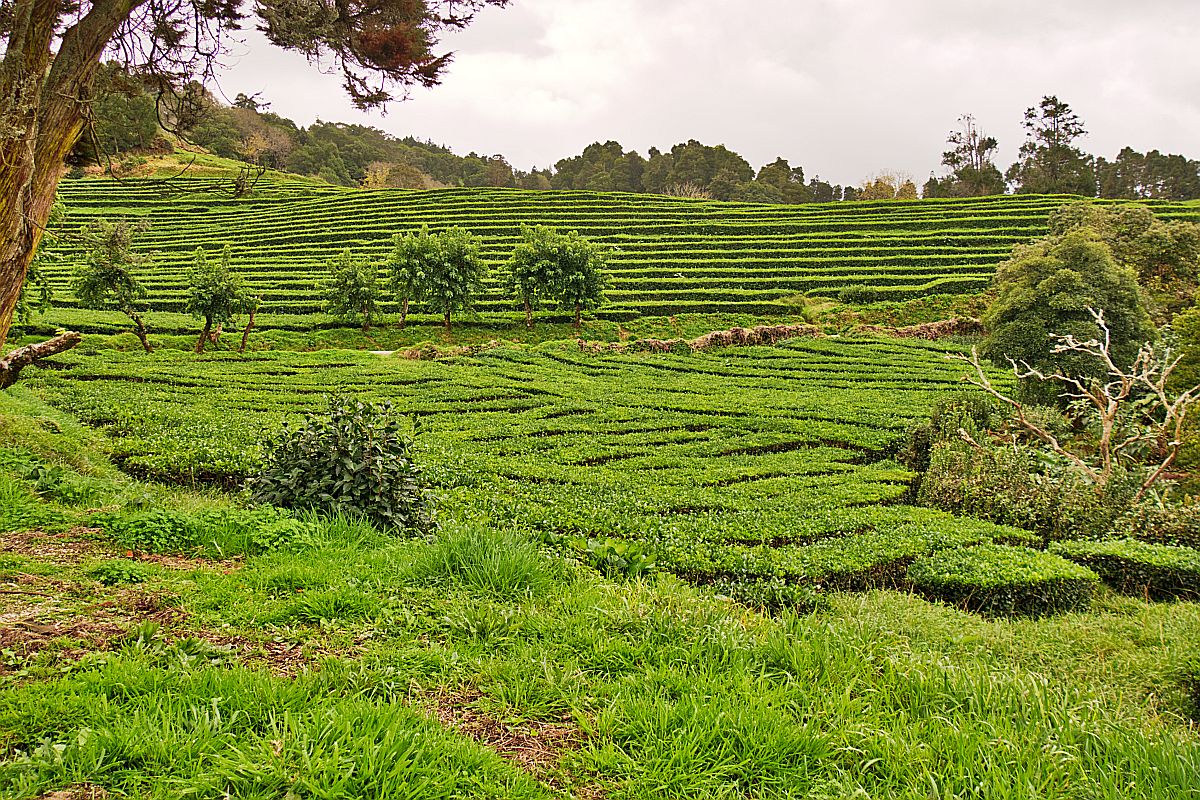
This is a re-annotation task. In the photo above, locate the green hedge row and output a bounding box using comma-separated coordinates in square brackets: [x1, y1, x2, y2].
[907, 544, 1099, 616]
[1052, 539, 1200, 601]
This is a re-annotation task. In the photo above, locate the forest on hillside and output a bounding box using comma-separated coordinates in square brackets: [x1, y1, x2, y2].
[78, 64, 1200, 204]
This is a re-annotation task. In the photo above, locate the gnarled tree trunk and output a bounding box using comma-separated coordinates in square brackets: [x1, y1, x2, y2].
[0, 0, 148, 346]
[196, 317, 213, 353]
[129, 311, 152, 353]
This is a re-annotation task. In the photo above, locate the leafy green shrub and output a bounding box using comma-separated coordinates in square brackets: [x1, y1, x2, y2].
[248, 395, 433, 533]
[94, 506, 312, 556]
[895, 395, 996, 473]
[86, 559, 151, 586]
[918, 438, 1138, 541]
[0, 447, 103, 508]
[837, 284, 884, 305]
[95, 509, 203, 552]
[570, 536, 657, 580]
[1110, 499, 1200, 549]
[907, 544, 1099, 616]
[1051, 539, 1200, 601]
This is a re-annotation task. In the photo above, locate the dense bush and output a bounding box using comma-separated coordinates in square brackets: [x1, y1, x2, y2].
[907, 544, 1100, 616]
[915, 423, 1138, 541]
[1051, 539, 1200, 601]
[983, 230, 1154, 391]
[707, 577, 831, 614]
[1110, 498, 1200, 549]
[248, 395, 432, 533]
[569, 536, 656, 580]
[837, 284, 885, 305]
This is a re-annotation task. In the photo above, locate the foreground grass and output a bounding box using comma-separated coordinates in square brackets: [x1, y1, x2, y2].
[2, 383, 1199, 799]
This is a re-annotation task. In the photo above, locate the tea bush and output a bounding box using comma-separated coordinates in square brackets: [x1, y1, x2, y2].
[1051, 539, 1200, 601]
[1110, 499, 1200, 549]
[907, 544, 1100, 616]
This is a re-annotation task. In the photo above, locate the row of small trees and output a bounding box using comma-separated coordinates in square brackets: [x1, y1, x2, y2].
[71, 220, 260, 354]
[64, 221, 608, 352]
[323, 225, 609, 333]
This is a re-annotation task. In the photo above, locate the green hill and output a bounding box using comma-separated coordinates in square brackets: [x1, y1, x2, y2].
[45, 177, 1200, 320]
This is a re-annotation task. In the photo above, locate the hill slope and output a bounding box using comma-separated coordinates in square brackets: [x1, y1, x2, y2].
[45, 177, 1200, 319]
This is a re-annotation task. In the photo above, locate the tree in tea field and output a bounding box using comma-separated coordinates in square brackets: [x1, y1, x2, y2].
[1006, 95, 1095, 195]
[0, 0, 511, 379]
[323, 250, 381, 333]
[411, 227, 487, 333]
[235, 293, 262, 354]
[73, 220, 154, 353]
[1047, 201, 1200, 323]
[386, 227, 437, 329]
[983, 229, 1154, 392]
[502, 225, 570, 330]
[187, 246, 244, 353]
[547, 229, 609, 330]
[925, 114, 1005, 198]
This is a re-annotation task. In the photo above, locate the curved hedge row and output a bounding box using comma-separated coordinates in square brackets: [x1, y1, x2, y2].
[907, 544, 1100, 616]
[1052, 539, 1200, 601]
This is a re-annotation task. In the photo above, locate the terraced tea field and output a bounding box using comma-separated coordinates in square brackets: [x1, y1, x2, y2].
[27, 336, 1034, 602]
[46, 177, 1200, 319]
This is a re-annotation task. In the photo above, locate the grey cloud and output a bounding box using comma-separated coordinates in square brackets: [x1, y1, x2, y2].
[217, 0, 1200, 186]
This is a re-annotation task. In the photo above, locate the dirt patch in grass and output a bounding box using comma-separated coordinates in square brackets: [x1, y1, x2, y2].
[0, 587, 186, 676]
[427, 689, 597, 795]
[37, 785, 109, 800]
[0, 528, 110, 564]
[0, 528, 243, 574]
[116, 550, 244, 574]
[189, 631, 332, 677]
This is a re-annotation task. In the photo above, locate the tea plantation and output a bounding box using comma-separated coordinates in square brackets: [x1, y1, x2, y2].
[4, 183, 1200, 798]
[44, 177, 1200, 318]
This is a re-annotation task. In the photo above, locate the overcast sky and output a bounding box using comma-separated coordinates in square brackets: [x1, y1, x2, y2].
[217, 0, 1200, 186]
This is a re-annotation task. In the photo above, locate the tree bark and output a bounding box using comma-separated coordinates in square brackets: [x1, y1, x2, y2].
[574, 301, 582, 330]
[399, 297, 409, 329]
[128, 311, 152, 353]
[0, 0, 150, 345]
[238, 306, 256, 353]
[0, 332, 82, 389]
[524, 298, 532, 330]
[444, 308, 452, 333]
[196, 317, 212, 353]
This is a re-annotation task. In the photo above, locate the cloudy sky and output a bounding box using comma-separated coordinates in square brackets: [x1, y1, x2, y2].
[218, 0, 1200, 186]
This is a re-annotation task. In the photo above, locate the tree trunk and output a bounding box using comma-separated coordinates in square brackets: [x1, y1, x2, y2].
[128, 311, 152, 353]
[399, 297, 409, 330]
[196, 317, 212, 353]
[574, 301, 582, 330]
[238, 306, 256, 353]
[524, 298, 532, 330]
[0, 0, 151, 345]
[444, 308, 452, 333]
[0, 332, 82, 389]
